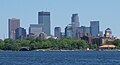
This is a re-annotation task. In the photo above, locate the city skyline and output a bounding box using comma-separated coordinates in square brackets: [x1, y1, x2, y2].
[0, 0, 120, 39]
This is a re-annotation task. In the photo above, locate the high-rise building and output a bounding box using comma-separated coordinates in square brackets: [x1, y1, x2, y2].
[54, 27, 61, 38]
[8, 18, 20, 39]
[65, 24, 72, 38]
[38, 11, 51, 36]
[71, 14, 79, 26]
[15, 27, 26, 39]
[76, 26, 91, 38]
[77, 26, 92, 43]
[71, 14, 79, 38]
[29, 24, 43, 37]
[90, 21, 99, 37]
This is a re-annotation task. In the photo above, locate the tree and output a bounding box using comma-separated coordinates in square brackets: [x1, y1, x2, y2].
[113, 39, 120, 48]
[3, 39, 19, 50]
[0, 39, 4, 49]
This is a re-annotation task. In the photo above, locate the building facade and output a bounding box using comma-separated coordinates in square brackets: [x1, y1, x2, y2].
[39, 32, 47, 39]
[76, 26, 92, 43]
[90, 21, 99, 37]
[15, 27, 26, 39]
[29, 24, 42, 37]
[65, 24, 72, 38]
[77, 26, 91, 38]
[8, 18, 20, 39]
[104, 28, 112, 38]
[38, 11, 51, 36]
[71, 14, 79, 38]
[54, 27, 61, 38]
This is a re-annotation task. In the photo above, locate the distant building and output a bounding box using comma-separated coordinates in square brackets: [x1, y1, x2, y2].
[76, 26, 92, 43]
[15, 27, 26, 39]
[39, 32, 47, 39]
[38, 11, 51, 36]
[61, 32, 65, 38]
[71, 14, 79, 38]
[29, 24, 42, 37]
[65, 24, 72, 38]
[99, 31, 103, 37]
[77, 26, 91, 38]
[54, 27, 61, 38]
[90, 21, 99, 37]
[8, 18, 20, 39]
[71, 14, 79, 27]
[92, 37, 102, 45]
[104, 28, 112, 38]
[101, 37, 115, 45]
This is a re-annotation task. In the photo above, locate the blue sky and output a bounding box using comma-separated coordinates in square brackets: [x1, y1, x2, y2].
[0, 0, 120, 39]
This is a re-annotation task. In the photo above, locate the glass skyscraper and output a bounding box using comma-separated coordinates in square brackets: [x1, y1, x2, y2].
[38, 11, 51, 36]
[90, 21, 99, 37]
[15, 27, 26, 39]
[65, 24, 72, 38]
[8, 18, 20, 39]
[71, 14, 79, 38]
[29, 24, 42, 37]
[54, 27, 61, 38]
[76, 26, 91, 38]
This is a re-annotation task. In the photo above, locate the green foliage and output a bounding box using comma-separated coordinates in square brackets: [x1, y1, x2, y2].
[113, 39, 120, 49]
[89, 44, 98, 49]
[1, 38, 91, 51]
[3, 39, 19, 50]
[0, 39, 4, 49]
[106, 40, 113, 45]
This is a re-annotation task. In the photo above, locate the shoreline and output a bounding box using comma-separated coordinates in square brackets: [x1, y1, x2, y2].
[1, 49, 120, 52]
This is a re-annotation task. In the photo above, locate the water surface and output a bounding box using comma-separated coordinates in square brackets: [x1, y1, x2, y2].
[0, 51, 120, 65]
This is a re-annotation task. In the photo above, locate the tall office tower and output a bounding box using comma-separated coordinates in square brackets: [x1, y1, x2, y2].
[15, 27, 26, 39]
[54, 27, 61, 38]
[8, 18, 20, 39]
[29, 24, 43, 37]
[65, 24, 72, 38]
[71, 14, 79, 38]
[90, 21, 99, 37]
[38, 11, 51, 36]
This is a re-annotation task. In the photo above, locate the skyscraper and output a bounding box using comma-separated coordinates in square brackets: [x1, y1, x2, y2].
[76, 26, 91, 38]
[71, 14, 79, 38]
[29, 24, 43, 37]
[38, 11, 51, 36]
[8, 18, 20, 39]
[77, 26, 92, 43]
[15, 27, 26, 39]
[90, 21, 99, 37]
[54, 27, 61, 38]
[65, 24, 72, 38]
[71, 14, 79, 25]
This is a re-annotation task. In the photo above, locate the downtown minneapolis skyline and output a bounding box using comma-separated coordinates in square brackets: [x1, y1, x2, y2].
[0, 0, 120, 39]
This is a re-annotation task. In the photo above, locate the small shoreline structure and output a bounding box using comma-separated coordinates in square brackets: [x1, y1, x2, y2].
[99, 44, 116, 49]
[97, 44, 116, 51]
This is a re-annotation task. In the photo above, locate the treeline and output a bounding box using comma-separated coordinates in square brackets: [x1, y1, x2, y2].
[0, 38, 97, 51]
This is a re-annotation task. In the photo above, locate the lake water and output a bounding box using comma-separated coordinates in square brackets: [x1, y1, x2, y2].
[0, 51, 120, 65]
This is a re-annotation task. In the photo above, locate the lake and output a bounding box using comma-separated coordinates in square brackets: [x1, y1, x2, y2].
[0, 51, 120, 65]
